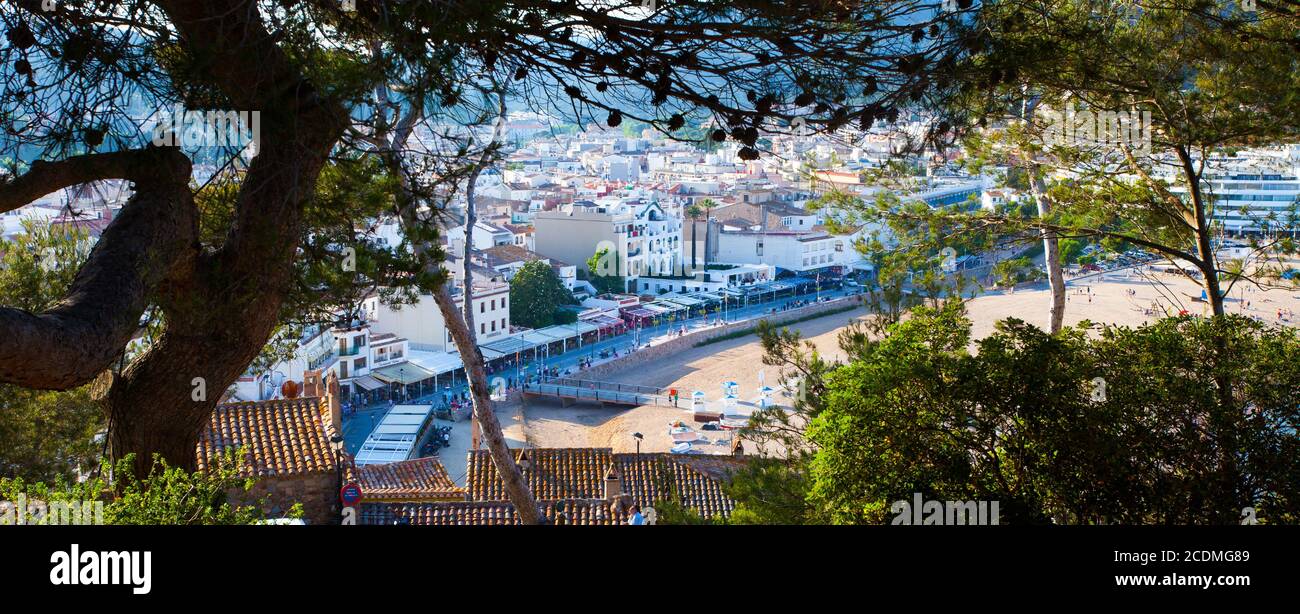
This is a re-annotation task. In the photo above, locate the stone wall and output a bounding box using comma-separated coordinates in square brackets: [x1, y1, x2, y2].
[233, 472, 340, 525]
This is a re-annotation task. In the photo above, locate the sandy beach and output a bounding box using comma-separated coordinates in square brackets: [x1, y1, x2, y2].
[515, 262, 1300, 459]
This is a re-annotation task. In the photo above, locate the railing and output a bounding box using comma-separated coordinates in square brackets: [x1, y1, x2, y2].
[522, 376, 676, 407]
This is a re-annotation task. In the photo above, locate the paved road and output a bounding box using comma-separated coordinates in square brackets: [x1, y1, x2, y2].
[341, 283, 862, 453]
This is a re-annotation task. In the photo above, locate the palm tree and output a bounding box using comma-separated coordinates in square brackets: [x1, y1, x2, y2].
[685, 202, 703, 272]
[698, 198, 718, 273]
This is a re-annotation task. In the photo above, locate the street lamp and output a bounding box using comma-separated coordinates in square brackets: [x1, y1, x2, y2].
[633, 432, 643, 456]
[329, 434, 346, 518]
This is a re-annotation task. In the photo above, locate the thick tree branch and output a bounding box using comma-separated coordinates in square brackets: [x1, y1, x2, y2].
[0, 147, 195, 389]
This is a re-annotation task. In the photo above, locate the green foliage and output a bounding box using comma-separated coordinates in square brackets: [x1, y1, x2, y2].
[1058, 238, 1086, 265]
[0, 451, 294, 525]
[725, 458, 816, 525]
[991, 256, 1043, 287]
[652, 499, 720, 525]
[0, 220, 102, 482]
[585, 247, 625, 294]
[509, 259, 573, 329]
[552, 307, 578, 325]
[765, 305, 1300, 524]
[0, 219, 89, 312]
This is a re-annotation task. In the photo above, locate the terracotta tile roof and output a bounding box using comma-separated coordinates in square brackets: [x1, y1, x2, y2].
[466, 448, 608, 501]
[196, 397, 338, 478]
[360, 499, 630, 526]
[354, 457, 465, 502]
[465, 448, 737, 519]
[616, 453, 739, 520]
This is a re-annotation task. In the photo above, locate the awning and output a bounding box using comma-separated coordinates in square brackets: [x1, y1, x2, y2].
[482, 335, 535, 355]
[659, 294, 702, 307]
[648, 301, 686, 312]
[406, 350, 463, 375]
[352, 375, 386, 391]
[519, 330, 564, 346]
[620, 307, 656, 319]
[565, 320, 600, 335]
[583, 314, 625, 329]
[371, 362, 435, 385]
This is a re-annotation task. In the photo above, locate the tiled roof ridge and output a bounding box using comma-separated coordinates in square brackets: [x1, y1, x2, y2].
[196, 396, 337, 478]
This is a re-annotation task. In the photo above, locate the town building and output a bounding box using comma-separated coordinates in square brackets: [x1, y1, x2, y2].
[533, 199, 684, 293]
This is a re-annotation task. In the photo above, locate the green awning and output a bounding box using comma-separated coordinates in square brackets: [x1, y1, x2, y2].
[370, 362, 435, 385]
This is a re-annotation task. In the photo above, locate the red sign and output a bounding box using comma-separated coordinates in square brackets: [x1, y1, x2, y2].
[339, 482, 363, 507]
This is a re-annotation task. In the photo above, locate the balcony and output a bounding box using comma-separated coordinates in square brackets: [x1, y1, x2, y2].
[308, 352, 338, 371]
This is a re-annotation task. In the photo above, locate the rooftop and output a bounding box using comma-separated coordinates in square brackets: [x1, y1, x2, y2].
[196, 397, 339, 478]
[353, 456, 465, 502]
[465, 447, 738, 520]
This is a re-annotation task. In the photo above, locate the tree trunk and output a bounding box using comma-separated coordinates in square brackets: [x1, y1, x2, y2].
[431, 288, 542, 525]
[1022, 98, 1066, 333]
[378, 88, 542, 524]
[104, 99, 343, 477]
[1029, 171, 1066, 333]
[1176, 147, 1225, 316]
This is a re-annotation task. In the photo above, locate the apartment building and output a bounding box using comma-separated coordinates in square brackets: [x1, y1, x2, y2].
[1166, 147, 1300, 234]
[714, 229, 846, 275]
[232, 320, 411, 402]
[365, 267, 512, 353]
[533, 199, 683, 293]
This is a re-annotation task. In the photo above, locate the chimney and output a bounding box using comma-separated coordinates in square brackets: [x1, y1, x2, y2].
[323, 371, 341, 435]
[604, 464, 623, 501]
[302, 369, 323, 398]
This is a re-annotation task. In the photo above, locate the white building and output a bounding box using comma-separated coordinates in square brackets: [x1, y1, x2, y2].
[446, 220, 515, 253]
[365, 267, 512, 353]
[1167, 147, 1300, 235]
[714, 229, 847, 275]
[533, 199, 684, 293]
[232, 320, 412, 402]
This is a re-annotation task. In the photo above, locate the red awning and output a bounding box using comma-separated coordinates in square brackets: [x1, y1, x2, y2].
[620, 307, 656, 320]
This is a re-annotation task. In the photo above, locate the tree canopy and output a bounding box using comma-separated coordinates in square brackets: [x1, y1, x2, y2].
[509, 259, 573, 329]
[0, 0, 983, 474]
[734, 304, 1300, 524]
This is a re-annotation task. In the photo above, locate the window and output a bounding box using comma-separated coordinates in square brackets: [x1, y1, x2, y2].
[480, 323, 485, 334]
[501, 318, 507, 329]
[480, 302, 485, 313]
[491, 320, 496, 332]
[491, 299, 496, 310]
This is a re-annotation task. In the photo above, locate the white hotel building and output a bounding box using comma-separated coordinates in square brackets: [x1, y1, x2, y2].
[533, 199, 684, 293]
[1173, 147, 1300, 235]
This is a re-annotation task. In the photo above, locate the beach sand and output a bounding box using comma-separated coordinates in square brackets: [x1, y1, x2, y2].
[516, 263, 1300, 458]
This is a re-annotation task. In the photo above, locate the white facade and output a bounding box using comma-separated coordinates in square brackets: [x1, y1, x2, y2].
[533, 200, 684, 293]
[714, 230, 846, 274]
[1167, 149, 1300, 234]
[233, 322, 410, 402]
[366, 284, 510, 353]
